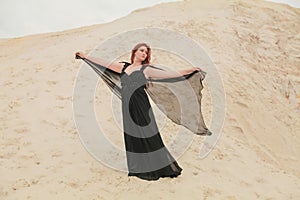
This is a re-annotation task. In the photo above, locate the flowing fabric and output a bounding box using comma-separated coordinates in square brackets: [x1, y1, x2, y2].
[76, 56, 212, 180]
[78, 57, 212, 136]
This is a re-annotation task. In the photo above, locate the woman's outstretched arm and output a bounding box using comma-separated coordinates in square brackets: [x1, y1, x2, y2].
[75, 52, 124, 73]
[144, 65, 202, 79]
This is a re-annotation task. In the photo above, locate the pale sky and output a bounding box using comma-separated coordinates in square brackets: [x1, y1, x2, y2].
[0, 0, 299, 39]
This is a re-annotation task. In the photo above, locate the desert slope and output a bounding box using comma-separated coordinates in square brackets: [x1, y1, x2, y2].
[0, 0, 299, 199]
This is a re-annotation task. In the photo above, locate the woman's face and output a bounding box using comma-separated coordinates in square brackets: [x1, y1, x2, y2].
[134, 46, 148, 62]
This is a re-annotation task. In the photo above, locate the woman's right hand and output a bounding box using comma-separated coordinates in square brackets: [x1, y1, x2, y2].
[75, 52, 86, 59]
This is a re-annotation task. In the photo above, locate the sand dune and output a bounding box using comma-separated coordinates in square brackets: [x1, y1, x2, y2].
[0, 0, 299, 199]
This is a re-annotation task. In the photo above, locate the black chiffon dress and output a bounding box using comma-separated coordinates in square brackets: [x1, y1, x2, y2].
[76, 56, 211, 180]
[120, 62, 182, 181]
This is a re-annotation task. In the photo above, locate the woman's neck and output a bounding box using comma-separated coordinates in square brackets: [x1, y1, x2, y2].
[132, 60, 142, 66]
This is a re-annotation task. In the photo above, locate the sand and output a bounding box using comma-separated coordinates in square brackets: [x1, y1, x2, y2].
[0, 0, 299, 199]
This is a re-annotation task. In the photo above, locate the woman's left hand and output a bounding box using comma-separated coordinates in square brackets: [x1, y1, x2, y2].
[193, 67, 202, 72]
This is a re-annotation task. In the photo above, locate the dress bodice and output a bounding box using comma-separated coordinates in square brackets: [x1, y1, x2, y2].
[120, 63, 148, 89]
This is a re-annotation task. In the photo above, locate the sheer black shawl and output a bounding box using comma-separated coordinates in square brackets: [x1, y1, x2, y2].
[76, 57, 211, 136]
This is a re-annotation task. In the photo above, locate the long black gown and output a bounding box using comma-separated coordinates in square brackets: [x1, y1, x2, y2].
[120, 62, 182, 181]
[76, 56, 211, 180]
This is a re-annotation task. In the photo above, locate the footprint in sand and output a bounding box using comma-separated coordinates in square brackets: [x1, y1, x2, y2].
[56, 95, 71, 100]
[51, 151, 63, 158]
[8, 101, 21, 110]
[14, 127, 29, 134]
[235, 101, 248, 108]
[46, 80, 58, 85]
[11, 179, 31, 191]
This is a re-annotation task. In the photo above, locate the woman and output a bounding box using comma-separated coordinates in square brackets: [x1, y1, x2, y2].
[75, 43, 203, 181]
